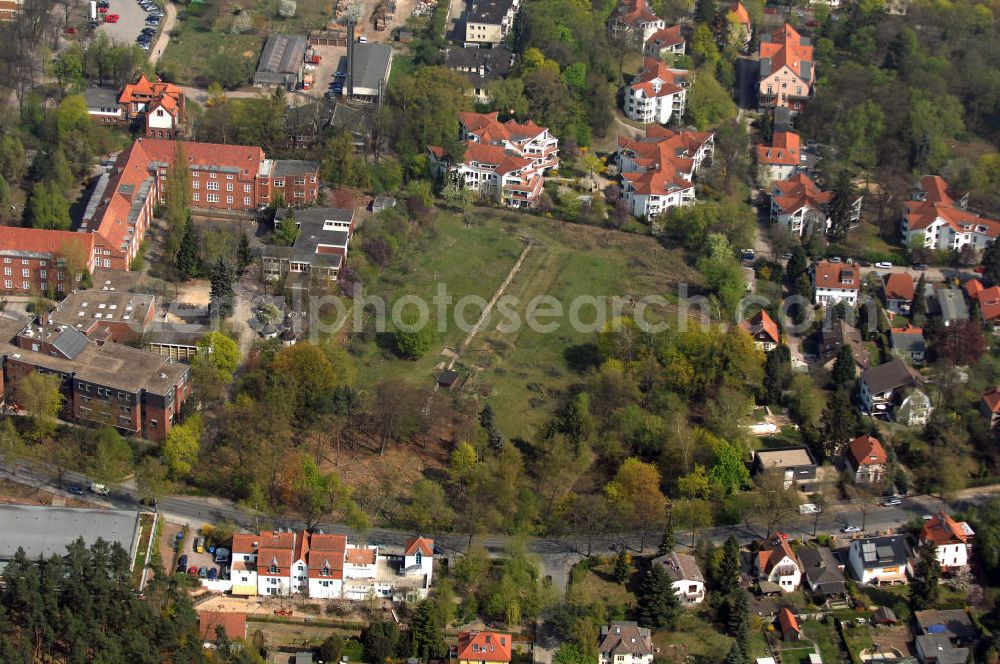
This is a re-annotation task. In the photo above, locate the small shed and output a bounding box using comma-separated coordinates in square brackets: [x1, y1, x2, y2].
[778, 608, 801, 641]
[437, 369, 460, 389]
[873, 606, 898, 625]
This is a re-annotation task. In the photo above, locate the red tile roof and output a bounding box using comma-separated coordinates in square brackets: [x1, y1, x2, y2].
[198, 611, 247, 641]
[459, 112, 549, 145]
[758, 539, 799, 574]
[778, 608, 800, 635]
[345, 547, 376, 565]
[617, 126, 712, 197]
[813, 261, 859, 291]
[772, 172, 830, 215]
[457, 631, 513, 663]
[405, 536, 434, 556]
[848, 434, 888, 467]
[978, 285, 1000, 321]
[883, 273, 915, 301]
[231, 533, 259, 556]
[756, 131, 800, 166]
[0, 227, 94, 265]
[307, 533, 346, 580]
[741, 309, 779, 344]
[645, 24, 683, 50]
[293, 529, 310, 563]
[964, 278, 984, 299]
[904, 175, 1000, 238]
[462, 142, 533, 175]
[982, 387, 1000, 413]
[760, 24, 813, 82]
[732, 1, 751, 26]
[137, 138, 265, 176]
[921, 511, 974, 546]
[616, 0, 660, 27]
[629, 57, 687, 98]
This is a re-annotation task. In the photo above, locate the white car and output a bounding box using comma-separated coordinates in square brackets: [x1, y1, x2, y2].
[799, 503, 822, 514]
[841, 525, 861, 533]
[882, 497, 902, 507]
[89, 483, 110, 496]
[875, 261, 893, 269]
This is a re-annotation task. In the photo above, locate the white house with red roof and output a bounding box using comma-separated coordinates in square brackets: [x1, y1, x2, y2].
[611, 0, 665, 42]
[883, 273, 915, 314]
[118, 74, 185, 138]
[756, 131, 802, 183]
[847, 434, 889, 485]
[980, 387, 1000, 426]
[755, 537, 802, 593]
[429, 112, 559, 208]
[813, 261, 860, 306]
[920, 511, 975, 572]
[758, 24, 814, 112]
[902, 175, 1000, 253]
[404, 536, 435, 581]
[623, 57, 689, 124]
[741, 309, 780, 351]
[615, 125, 714, 221]
[307, 533, 347, 599]
[256, 530, 297, 596]
[769, 173, 833, 238]
[643, 25, 685, 60]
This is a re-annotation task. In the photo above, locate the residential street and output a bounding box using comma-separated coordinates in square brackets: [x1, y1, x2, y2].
[3, 457, 998, 593]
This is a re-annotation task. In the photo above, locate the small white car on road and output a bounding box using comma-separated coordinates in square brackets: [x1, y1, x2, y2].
[89, 483, 110, 495]
[875, 261, 893, 269]
[841, 525, 861, 533]
[799, 503, 822, 514]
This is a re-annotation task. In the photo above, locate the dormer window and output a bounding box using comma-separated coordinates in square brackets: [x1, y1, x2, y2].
[269, 564, 278, 574]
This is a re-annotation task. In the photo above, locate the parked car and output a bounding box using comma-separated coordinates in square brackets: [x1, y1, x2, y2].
[874, 261, 893, 269]
[187, 566, 199, 576]
[841, 525, 861, 533]
[975, 266, 986, 274]
[66, 483, 85, 496]
[105, 14, 119, 21]
[194, 536, 205, 553]
[96, 0, 109, 6]
[177, 554, 188, 570]
[214, 547, 231, 563]
[208, 568, 218, 580]
[799, 503, 822, 514]
[89, 482, 110, 495]
[97, 6, 108, 12]
[145, 17, 159, 24]
[828, 256, 843, 263]
[912, 263, 927, 271]
[741, 248, 755, 260]
[882, 497, 902, 507]
[63, 26, 78, 33]
[198, 566, 208, 578]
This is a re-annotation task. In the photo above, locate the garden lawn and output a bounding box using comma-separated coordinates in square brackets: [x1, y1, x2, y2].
[801, 620, 841, 664]
[566, 558, 636, 611]
[652, 611, 733, 664]
[351, 209, 697, 439]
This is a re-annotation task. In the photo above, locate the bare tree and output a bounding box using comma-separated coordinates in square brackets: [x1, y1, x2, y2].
[749, 469, 799, 538]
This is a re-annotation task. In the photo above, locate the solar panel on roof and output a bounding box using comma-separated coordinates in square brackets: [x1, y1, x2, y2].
[876, 545, 894, 559]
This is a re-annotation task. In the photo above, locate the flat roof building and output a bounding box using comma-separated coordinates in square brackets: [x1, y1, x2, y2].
[0, 505, 142, 572]
[347, 43, 393, 102]
[255, 34, 308, 90]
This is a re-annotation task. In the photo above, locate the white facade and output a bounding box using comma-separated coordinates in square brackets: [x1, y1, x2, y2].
[847, 539, 911, 585]
[258, 570, 293, 596]
[624, 183, 695, 219]
[814, 284, 859, 306]
[671, 577, 705, 605]
[147, 106, 175, 131]
[623, 65, 688, 124]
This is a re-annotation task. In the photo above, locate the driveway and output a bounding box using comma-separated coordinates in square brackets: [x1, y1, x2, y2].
[96, 0, 153, 47]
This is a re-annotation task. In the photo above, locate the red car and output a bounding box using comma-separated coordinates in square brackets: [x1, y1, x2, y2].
[104, 13, 118, 21]
[63, 26, 78, 33]
[187, 566, 199, 576]
[97, 5, 107, 11]
[975, 266, 986, 274]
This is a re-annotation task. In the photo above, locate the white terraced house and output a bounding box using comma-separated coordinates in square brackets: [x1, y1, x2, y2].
[223, 531, 434, 601]
[901, 175, 1000, 253]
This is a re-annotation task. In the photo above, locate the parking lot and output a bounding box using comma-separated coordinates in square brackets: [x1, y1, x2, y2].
[96, 0, 161, 50]
[303, 43, 347, 100]
[158, 523, 231, 581]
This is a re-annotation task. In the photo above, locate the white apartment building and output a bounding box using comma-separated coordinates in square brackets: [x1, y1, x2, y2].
[465, 0, 520, 44]
[920, 512, 975, 572]
[623, 57, 689, 124]
[901, 175, 1000, 253]
[813, 261, 860, 306]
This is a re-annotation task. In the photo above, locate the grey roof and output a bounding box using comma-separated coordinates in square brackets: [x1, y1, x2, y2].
[915, 634, 969, 664]
[85, 87, 120, 109]
[467, 0, 516, 24]
[652, 551, 704, 583]
[255, 34, 307, 86]
[797, 546, 846, 595]
[914, 610, 977, 639]
[759, 58, 772, 78]
[348, 43, 392, 95]
[0, 505, 140, 568]
[598, 622, 653, 656]
[18, 322, 90, 359]
[861, 358, 920, 395]
[272, 159, 319, 178]
[936, 287, 970, 323]
[853, 535, 909, 569]
[264, 208, 355, 270]
[774, 107, 793, 133]
[445, 46, 513, 89]
[50, 290, 155, 335]
[331, 102, 371, 137]
[821, 318, 870, 368]
[753, 447, 816, 480]
[144, 322, 207, 348]
[890, 329, 925, 355]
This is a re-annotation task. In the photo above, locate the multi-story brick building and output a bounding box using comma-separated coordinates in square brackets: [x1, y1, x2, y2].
[48, 290, 156, 344]
[0, 228, 97, 297]
[119, 74, 186, 138]
[0, 316, 190, 441]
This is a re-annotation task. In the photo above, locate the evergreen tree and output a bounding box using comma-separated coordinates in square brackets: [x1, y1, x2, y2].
[831, 344, 856, 388]
[728, 590, 750, 658]
[912, 273, 928, 324]
[362, 621, 400, 664]
[275, 211, 299, 247]
[695, 0, 717, 24]
[983, 238, 1000, 287]
[237, 231, 253, 274]
[637, 564, 680, 630]
[175, 215, 200, 280]
[785, 244, 808, 285]
[479, 404, 496, 432]
[410, 600, 445, 662]
[827, 171, 858, 243]
[210, 256, 236, 320]
[724, 641, 747, 664]
[657, 518, 675, 556]
[613, 548, 630, 584]
[763, 345, 792, 404]
[910, 540, 942, 610]
[719, 536, 741, 595]
[819, 387, 858, 460]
